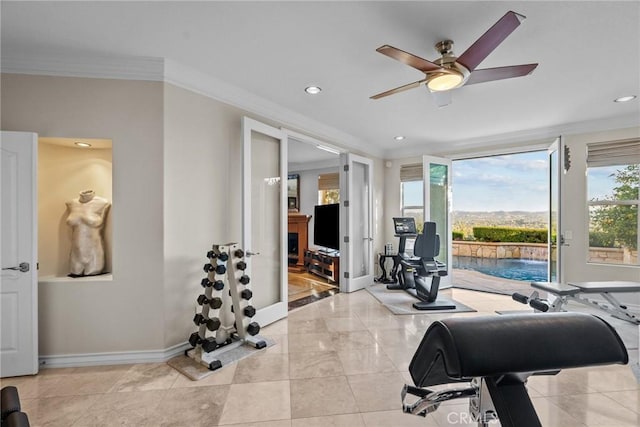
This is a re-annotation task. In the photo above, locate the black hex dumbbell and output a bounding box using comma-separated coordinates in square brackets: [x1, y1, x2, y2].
[203, 263, 215, 273]
[189, 332, 204, 347]
[247, 322, 260, 336]
[201, 278, 212, 288]
[213, 280, 224, 291]
[234, 249, 244, 258]
[244, 305, 256, 318]
[206, 317, 221, 331]
[215, 264, 226, 275]
[206, 250, 217, 259]
[240, 289, 253, 300]
[197, 295, 222, 309]
[193, 313, 207, 326]
[218, 252, 229, 262]
[239, 275, 250, 285]
[202, 337, 218, 353]
[236, 261, 247, 271]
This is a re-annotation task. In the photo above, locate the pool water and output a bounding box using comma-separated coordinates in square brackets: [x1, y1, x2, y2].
[452, 256, 548, 282]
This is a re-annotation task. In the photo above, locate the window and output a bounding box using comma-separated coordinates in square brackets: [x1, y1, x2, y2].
[318, 172, 339, 205]
[400, 163, 424, 232]
[587, 140, 640, 265]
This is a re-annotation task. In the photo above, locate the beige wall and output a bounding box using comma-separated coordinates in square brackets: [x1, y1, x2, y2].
[38, 142, 113, 277]
[2, 74, 165, 355]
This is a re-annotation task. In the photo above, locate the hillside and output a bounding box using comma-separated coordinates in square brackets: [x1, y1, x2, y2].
[453, 211, 547, 238]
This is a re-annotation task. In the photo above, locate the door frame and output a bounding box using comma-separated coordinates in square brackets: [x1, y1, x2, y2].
[339, 152, 374, 293]
[241, 117, 288, 326]
[548, 137, 564, 282]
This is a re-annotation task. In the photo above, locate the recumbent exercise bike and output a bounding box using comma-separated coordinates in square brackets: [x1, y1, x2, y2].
[387, 218, 455, 310]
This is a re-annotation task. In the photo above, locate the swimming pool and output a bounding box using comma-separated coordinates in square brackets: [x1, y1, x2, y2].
[452, 256, 549, 282]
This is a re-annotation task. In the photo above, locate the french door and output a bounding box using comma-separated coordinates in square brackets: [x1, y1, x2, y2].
[423, 155, 452, 288]
[548, 137, 562, 282]
[339, 153, 374, 292]
[241, 117, 287, 326]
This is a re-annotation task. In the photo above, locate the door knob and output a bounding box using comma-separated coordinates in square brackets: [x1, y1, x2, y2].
[2, 262, 30, 273]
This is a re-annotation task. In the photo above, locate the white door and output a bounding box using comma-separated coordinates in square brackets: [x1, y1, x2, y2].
[548, 137, 563, 282]
[1, 131, 38, 377]
[242, 117, 287, 326]
[339, 153, 374, 292]
[423, 155, 452, 288]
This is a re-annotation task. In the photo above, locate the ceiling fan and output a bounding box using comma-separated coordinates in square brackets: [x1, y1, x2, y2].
[371, 11, 538, 107]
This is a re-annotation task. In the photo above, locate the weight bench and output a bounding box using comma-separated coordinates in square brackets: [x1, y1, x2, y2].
[513, 281, 640, 324]
[402, 313, 628, 427]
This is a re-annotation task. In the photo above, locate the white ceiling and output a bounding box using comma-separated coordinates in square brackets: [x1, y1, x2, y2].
[2, 1, 639, 159]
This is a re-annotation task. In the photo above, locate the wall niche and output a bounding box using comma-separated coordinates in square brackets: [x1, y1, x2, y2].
[38, 137, 113, 280]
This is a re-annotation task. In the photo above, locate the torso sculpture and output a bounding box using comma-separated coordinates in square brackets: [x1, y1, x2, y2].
[65, 190, 111, 276]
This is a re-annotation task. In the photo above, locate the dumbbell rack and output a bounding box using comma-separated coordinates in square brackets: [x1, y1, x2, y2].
[186, 242, 267, 370]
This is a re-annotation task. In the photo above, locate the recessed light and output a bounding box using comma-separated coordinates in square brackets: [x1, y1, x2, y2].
[614, 95, 636, 103]
[394, 136, 405, 141]
[74, 142, 92, 148]
[305, 86, 322, 95]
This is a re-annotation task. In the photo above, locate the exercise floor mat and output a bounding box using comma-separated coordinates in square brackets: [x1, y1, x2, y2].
[366, 283, 476, 315]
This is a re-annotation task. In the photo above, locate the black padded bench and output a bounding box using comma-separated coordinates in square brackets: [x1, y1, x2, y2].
[513, 281, 640, 324]
[402, 313, 628, 427]
[1, 386, 30, 427]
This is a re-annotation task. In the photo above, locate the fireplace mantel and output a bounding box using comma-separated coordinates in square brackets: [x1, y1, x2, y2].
[288, 213, 311, 272]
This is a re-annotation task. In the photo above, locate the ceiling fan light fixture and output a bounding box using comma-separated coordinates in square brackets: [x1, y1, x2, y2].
[614, 95, 636, 103]
[305, 86, 322, 95]
[427, 71, 464, 92]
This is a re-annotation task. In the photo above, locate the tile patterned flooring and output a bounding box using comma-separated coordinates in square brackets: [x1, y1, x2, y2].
[2, 288, 639, 426]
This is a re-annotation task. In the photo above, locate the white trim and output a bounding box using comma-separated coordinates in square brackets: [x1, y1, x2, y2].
[39, 342, 191, 369]
[387, 114, 640, 159]
[1, 52, 164, 81]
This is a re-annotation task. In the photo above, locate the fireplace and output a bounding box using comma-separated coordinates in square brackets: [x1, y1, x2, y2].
[288, 213, 311, 272]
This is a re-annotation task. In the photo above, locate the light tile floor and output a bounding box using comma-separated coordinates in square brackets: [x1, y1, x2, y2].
[2, 288, 639, 426]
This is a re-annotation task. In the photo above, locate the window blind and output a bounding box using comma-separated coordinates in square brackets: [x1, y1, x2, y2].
[400, 163, 423, 182]
[318, 173, 339, 190]
[587, 139, 640, 167]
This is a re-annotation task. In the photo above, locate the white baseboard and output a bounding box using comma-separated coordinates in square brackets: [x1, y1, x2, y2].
[39, 342, 191, 369]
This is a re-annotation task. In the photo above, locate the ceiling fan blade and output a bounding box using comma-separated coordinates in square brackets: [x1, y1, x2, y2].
[465, 63, 538, 85]
[376, 45, 441, 73]
[431, 90, 452, 108]
[457, 11, 526, 72]
[370, 79, 427, 99]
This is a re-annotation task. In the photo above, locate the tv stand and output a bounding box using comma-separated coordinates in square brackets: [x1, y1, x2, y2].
[304, 249, 340, 284]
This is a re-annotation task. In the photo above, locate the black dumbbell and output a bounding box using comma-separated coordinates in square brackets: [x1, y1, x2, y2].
[189, 332, 203, 347]
[201, 278, 212, 288]
[206, 250, 217, 259]
[218, 252, 229, 261]
[247, 322, 260, 336]
[240, 289, 253, 300]
[244, 305, 256, 318]
[236, 261, 247, 270]
[202, 337, 218, 353]
[206, 317, 221, 331]
[213, 280, 224, 291]
[235, 249, 244, 258]
[239, 275, 250, 285]
[215, 264, 226, 275]
[193, 313, 208, 326]
[197, 295, 222, 309]
[204, 263, 214, 273]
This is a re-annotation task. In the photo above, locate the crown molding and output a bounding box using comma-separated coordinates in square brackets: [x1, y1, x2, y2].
[385, 113, 640, 160]
[163, 59, 381, 158]
[1, 52, 164, 81]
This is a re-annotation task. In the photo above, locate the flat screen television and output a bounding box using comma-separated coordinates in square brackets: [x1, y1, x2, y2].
[313, 203, 340, 252]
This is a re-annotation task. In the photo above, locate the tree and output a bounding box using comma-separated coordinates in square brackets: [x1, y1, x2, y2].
[590, 164, 639, 249]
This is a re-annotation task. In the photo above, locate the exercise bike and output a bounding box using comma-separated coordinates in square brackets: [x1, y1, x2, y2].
[387, 218, 455, 310]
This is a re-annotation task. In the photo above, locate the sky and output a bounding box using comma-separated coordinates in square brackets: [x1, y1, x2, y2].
[402, 151, 627, 212]
[451, 151, 548, 212]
